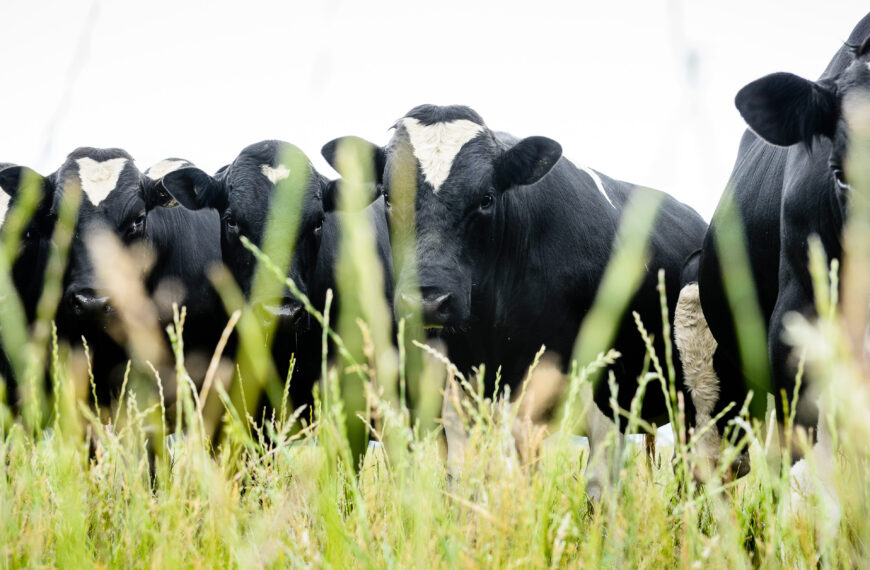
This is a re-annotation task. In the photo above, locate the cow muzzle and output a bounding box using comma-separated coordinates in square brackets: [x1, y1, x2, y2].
[68, 288, 112, 319]
[396, 286, 461, 329]
[253, 299, 305, 330]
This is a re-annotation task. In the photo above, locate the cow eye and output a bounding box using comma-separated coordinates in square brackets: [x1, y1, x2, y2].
[314, 217, 324, 237]
[382, 189, 391, 209]
[480, 191, 495, 210]
[126, 211, 146, 240]
[833, 168, 851, 191]
[224, 212, 239, 234]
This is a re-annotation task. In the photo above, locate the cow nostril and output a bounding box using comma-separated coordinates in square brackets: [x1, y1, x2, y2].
[287, 303, 304, 326]
[420, 292, 453, 326]
[72, 291, 110, 316]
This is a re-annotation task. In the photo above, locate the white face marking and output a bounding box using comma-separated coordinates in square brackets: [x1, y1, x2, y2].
[76, 157, 128, 204]
[0, 192, 9, 221]
[577, 165, 615, 209]
[146, 159, 187, 181]
[401, 117, 484, 192]
[260, 163, 291, 185]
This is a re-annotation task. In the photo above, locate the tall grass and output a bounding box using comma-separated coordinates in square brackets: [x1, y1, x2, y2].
[0, 125, 869, 567]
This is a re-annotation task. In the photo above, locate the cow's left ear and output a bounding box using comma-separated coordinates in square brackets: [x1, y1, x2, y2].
[161, 167, 225, 211]
[322, 136, 386, 185]
[736, 72, 838, 147]
[495, 136, 562, 190]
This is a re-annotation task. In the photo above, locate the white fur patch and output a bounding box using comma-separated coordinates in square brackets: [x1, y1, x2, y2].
[76, 157, 128, 204]
[146, 159, 187, 181]
[260, 163, 291, 185]
[674, 283, 722, 460]
[0, 193, 9, 221]
[402, 117, 484, 192]
[578, 165, 615, 209]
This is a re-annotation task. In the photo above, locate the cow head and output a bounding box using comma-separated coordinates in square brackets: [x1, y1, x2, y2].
[159, 140, 333, 330]
[324, 105, 562, 330]
[0, 164, 59, 322]
[53, 147, 153, 323]
[735, 34, 870, 198]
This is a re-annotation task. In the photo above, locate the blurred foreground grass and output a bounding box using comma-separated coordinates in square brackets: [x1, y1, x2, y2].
[1, 135, 870, 568]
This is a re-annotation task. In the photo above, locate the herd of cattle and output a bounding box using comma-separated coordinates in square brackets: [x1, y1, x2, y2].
[2, 14, 870, 485]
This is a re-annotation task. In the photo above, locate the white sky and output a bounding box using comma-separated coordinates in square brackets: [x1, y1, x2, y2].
[2, 1, 868, 219]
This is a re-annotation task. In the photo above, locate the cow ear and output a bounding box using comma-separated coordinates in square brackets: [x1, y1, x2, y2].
[0, 166, 47, 197]
[160, 167, 224, 211]
[322, 136, 386, 184]
[736, 72, 838, 147]
[0, 165, 54, 214]
[496, 136, 562, 189]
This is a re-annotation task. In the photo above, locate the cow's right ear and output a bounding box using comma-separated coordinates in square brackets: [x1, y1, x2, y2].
[321, 136, 386, 184]
[495, 136, 562, 190]
[160, 167, 225, 211]
[736, 72, 838, 147]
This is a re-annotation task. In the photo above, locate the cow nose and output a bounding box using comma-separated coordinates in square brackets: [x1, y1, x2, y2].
[254, 299, 305, 329]
[71, 289, 111, 317]
[420, 292, 453, 327]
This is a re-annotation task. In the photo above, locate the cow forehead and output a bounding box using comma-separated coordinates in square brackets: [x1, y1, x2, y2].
[146, 159, 189, 180]
[401, 117, 485, 193]
[75, 157, 130, 204]
[260, 163, 291, 185]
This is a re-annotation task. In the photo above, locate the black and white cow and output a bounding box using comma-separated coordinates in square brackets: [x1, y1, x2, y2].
[325, 105, 708, 494]
[0, 162, 64, 407]
[157, 140, 393, 418]
[48, 148, 223, 402]
[692, 14, 870, 479]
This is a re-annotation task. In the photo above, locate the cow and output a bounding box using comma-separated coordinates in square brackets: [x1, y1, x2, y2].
[323, 105, 708, 497]
[156, 139, 393, 420]
[690, 14, 870, 484]
[0, 162, 64, 408]
[46, 148, 224, 404]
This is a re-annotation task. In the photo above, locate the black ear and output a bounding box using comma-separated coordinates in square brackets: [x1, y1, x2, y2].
[0, 166, 46, 197]
[735, 72, 838, 147]
[0, 165, 55, 213]
[495, 136, 562, 189]
[321, 136, 386, 184]
[160, 167, 225, 211]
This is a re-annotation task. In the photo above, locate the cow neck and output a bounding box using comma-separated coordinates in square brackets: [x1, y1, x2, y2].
[468, 160, 621, 379]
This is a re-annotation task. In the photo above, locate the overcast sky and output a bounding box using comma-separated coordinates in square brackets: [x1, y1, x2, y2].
[2, 1, 868, 219]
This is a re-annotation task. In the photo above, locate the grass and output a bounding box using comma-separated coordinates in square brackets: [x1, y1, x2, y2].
[1, 135, 870, 568]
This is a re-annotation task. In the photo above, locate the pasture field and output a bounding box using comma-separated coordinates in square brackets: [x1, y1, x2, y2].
[2, 139, 870, 569]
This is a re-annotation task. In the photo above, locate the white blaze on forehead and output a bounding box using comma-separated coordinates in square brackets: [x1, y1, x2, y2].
[146, 159, 188, 180]
[76, 157, 129, 204]
[401, 117, 484, 192]
[260, 163, 291, 185]
[577, 165, 615, 209]
[0, 192, 9, 221]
